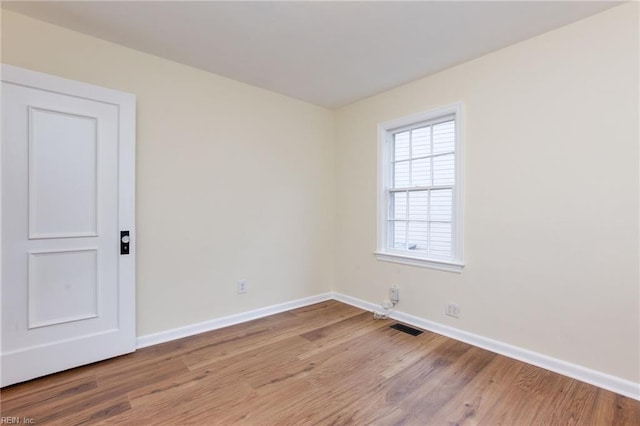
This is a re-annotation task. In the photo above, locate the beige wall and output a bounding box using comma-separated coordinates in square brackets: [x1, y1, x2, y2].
[1, 10, 336, 335]
[334, 3, 639, 382]
[2, 2, 638, 385]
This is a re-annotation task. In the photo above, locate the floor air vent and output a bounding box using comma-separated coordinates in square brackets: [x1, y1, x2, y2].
[390, 323, 423, 336]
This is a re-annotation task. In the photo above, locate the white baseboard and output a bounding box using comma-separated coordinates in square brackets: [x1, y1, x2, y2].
[330, 291, 640, 401]
[136, 292, 333, 349]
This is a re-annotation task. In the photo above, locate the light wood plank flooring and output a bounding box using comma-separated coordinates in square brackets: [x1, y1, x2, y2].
[1, 300, 638, 425]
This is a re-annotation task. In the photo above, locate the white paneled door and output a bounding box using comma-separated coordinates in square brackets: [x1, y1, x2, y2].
[1, 65, 136, 387]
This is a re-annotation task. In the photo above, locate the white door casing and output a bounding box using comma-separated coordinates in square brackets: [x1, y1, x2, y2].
[1, 64, 136, 387]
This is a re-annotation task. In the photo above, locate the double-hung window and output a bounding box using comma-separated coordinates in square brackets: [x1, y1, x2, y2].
[376, 103, 464, 272]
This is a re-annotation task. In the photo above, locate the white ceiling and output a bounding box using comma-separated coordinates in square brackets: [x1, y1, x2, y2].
[2, 1, 621, 108]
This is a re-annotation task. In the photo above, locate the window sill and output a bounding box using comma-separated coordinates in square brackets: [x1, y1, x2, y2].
[374, 251, 464, 273]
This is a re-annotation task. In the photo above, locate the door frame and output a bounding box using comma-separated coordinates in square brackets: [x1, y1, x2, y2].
[1, 64, 136, 386]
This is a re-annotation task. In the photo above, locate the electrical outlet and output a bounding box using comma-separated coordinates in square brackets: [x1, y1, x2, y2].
[237, 279, 247, 294]
[446, 303, 460, 318]
[389, 285, 399, 303]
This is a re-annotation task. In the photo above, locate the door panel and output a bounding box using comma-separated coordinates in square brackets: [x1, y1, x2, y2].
[29, 107, 99, 238]
[1, 65, 136, 387]
[28, 248, 98, 328]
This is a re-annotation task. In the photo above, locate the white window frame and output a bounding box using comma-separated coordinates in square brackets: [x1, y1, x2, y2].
[375, 102, 464, 273]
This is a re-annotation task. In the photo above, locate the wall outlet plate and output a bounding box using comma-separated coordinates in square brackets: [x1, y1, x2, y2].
[237, 279, 247, 294]
[389, 286, 399, 302]
[446, 303, 460, 318]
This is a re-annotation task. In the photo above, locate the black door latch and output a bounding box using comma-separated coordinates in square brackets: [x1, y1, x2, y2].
[121, 231, 130, 255]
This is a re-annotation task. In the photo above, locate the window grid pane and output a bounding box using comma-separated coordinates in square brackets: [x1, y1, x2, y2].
[411, 158, 430, 186]
[433, 153, 455, 186]
[408, 191, 428, 221]
[390, 191, 407, 220]
[411, 126, 430, 157]
[394, 131, 410, 161]
[392, 220, 407, 250]
[407, 221, 428, 252]
[393, 160, 410, 187]
[433, 120, 455, 154]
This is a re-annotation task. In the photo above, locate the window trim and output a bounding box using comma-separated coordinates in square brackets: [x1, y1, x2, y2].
[375, 102, 464, 273]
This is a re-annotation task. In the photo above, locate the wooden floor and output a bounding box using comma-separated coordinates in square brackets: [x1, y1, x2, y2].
[1, 301, 638, 425]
